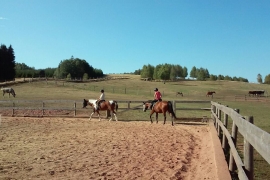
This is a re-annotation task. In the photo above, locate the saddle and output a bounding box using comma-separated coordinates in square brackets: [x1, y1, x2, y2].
[96, 100, 105, 110]
[151, 99, 162, 109]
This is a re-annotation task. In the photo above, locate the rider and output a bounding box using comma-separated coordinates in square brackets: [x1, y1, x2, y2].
[96, 89, 105, 110]
[150, 88, 162, 109]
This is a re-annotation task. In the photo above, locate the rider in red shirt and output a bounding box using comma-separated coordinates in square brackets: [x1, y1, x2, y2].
[150, 88, 162, 109]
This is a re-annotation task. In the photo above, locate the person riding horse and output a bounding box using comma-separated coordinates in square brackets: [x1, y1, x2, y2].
[96, 89, 105, 110]
[150, 88, 162, 109]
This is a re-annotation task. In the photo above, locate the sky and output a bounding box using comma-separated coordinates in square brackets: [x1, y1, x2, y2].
[1, 0, 270, 83]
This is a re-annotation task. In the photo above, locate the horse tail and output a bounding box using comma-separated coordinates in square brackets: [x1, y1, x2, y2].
[114, 101, 118, 112]
[168, 101, 176, 119]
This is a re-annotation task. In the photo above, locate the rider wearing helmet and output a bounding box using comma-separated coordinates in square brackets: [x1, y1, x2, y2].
[96, 89, 105, 110]
[150, 88, 162, 109]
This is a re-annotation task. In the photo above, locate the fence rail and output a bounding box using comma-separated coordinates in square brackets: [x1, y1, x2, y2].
[211, 101, 270, 180]
[0, 100, 211, 117]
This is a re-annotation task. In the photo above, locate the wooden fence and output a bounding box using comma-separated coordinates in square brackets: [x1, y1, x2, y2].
[211, 101, 270, 180]
[1, 99, 270, 179]
[0, 100, 211, 119]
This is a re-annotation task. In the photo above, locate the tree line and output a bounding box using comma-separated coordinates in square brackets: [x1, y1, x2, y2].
[0, 43, 104, 81]
[135, 64, 249, 82]
[135, 64, 188, 80]
[1, 43, 270, 84]
[15, 57, 104, 80]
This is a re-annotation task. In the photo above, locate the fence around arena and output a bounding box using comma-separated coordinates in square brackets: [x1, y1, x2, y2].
[0, 100, 211, 120]
[1, 99, 270, 179]
[211, 101, 270, 180]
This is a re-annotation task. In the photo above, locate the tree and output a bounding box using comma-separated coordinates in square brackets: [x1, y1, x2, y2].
[140, 64, 154, 79]
[196, 68, 208, 81]
[0, 44, 16, 81]
[190, 66, 197, 79]
[83, 73, 89, 80]
[54, 57, 100, 79]
[182, 67, 188, 78]
[257, 74, 263, 83]
[264, 74, 270, 84]
[170, 66, 177, 80]
[209, 74, 217, 81]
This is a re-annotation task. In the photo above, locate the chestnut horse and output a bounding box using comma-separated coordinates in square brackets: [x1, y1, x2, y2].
[82, 99, 118, 121]
[142, 100, 176, 126]
[206, 91, 215, 97]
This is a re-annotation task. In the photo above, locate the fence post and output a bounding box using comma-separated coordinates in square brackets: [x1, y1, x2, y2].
[12, 102, 15, 116]
[217, 108, 221, 137]
[229, 109, 239, 172]
[244, 116, 254, 180]
[222, 105, 229, 151]
[74, 102, 76, 117]
[42, 102, 45, 116]
[211, 104, 216, 125]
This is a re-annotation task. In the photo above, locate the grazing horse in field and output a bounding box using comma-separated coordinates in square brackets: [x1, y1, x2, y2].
[248, 90, 264, 97]
[206, 91, 215, 97]
[1, 87, 16, 98]
[176, 92, 183, 97]
[142, 100, 176, 126]
[82, 99, 118, 121]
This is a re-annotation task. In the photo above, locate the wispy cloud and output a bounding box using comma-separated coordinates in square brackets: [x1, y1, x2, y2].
[0, 17, 8, 20]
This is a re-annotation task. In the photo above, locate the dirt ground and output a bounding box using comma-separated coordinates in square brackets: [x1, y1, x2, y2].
[0, 116, 230, 180]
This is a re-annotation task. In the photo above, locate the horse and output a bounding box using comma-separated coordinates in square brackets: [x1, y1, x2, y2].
[176, 92, 183, 96]
[1, 87, 16, 98]
[82, 99, 118, 121]
[206, 91, 215, 97]
[248, 90, 264, 97]
[142, 100, 176, 126]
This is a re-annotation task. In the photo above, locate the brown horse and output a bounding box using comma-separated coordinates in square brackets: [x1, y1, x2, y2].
[142, 100, 176, 126]
[176, 92, 183, 96]
[82, 99, 118, 121]
[206, 91, 215, 97]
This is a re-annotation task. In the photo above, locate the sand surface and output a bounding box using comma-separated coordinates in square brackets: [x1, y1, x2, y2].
[0, 117, 222, 180]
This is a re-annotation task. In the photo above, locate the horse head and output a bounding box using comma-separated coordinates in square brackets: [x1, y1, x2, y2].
[142, 101, 151, 112]
[82, 99, 88, 108]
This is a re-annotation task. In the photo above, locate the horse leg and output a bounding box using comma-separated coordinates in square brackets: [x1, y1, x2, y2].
[163, 112, 166, 124]
[108, 110, 113, 122]
[156, 113, 158, 124]
[97, 111, 101, 121]
[112, 111, 118, 121]
[89, 112, 95, 120]
[150, 111, 154, 124]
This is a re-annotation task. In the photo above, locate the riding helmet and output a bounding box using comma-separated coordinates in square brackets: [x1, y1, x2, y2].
[154, 88, 158, 91]
[100, 89, 104, 93]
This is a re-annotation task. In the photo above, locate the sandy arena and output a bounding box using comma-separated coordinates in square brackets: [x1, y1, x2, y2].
[0, 117, 230, 180]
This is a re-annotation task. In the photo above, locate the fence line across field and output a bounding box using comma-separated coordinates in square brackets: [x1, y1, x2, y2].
[0, 100, 211, 117]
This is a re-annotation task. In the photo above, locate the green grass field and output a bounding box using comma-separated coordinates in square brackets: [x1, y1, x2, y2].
[1, 75, 270, 179]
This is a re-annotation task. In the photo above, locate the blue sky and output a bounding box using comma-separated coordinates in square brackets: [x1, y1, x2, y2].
[1, 1, 270, 82]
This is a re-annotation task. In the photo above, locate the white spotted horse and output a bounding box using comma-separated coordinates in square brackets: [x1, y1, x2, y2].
[82, 99, 118, 121]
[1, 87, 16, 98]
